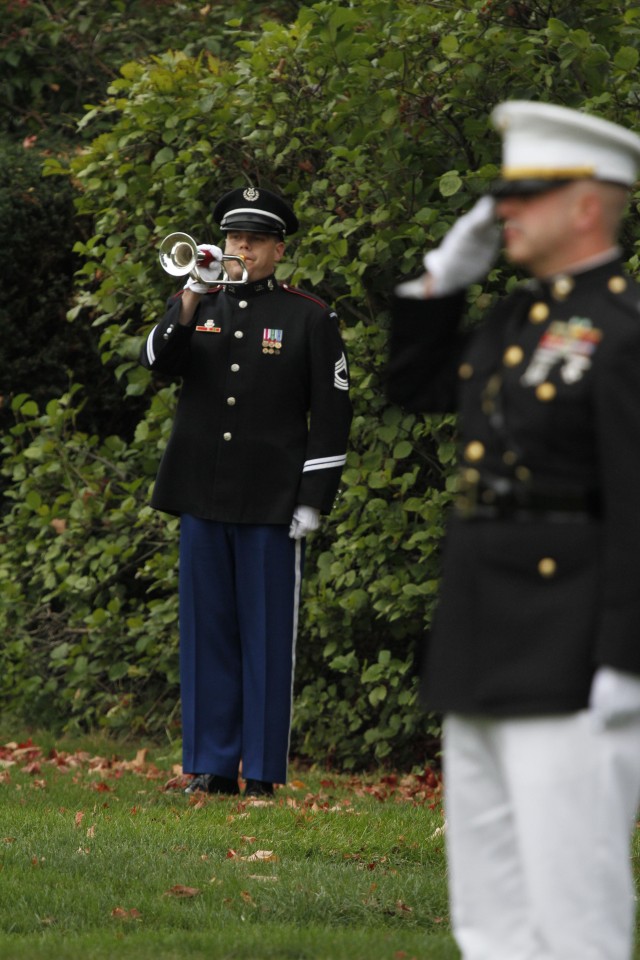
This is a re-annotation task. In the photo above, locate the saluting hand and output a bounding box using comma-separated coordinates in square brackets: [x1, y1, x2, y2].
[396, 196, 501, 299]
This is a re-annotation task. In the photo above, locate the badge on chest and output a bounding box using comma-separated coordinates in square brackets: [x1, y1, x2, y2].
[521, 316, 602, 387]
[196, 318, 222, 333]
[262, 328, 283, 355]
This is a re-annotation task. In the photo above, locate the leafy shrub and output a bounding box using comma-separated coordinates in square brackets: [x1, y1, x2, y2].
[0, 388, 181, 735]
[2, 0, 640, 767]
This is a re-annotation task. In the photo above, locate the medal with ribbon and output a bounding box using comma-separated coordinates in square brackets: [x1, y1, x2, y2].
[262, 328, 283, 355]
[521, 316, 602, 387]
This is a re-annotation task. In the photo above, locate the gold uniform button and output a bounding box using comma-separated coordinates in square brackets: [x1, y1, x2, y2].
[538, 557, 557, 578]
[503, 345, 524, 367]
[464, 441, 485, 463]
[551, 275, 574, 300]
[458, 362, 474, 380]
[608, 276, 627, 294]
[536, 382, 557, 402]
[463, 467, 481, 483]
[529, 302, 549, 324]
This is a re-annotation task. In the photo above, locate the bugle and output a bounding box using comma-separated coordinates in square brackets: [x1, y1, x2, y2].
[158, 232, 248, 286]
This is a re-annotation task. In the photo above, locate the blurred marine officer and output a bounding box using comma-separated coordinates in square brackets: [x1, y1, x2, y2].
[388, 101, 640, 959]
[142, 186, 352, 799]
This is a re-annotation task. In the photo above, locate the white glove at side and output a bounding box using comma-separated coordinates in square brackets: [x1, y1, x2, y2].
[589, 666, 640, 730]
[419, 196, 501, 297]
[289, 505, 321, 540]
[184, 243, 223, 294]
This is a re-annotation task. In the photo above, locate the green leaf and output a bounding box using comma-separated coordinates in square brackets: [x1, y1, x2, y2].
[614, 46, 639, 71]
[438, 172, 462, 198]
[440, 34, 459, 55]
[393, 440, 413, 459]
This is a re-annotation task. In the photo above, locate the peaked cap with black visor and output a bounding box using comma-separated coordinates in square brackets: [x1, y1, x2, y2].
[213, 186, 299, 239]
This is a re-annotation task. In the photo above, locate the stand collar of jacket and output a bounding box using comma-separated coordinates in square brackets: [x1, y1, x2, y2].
[225, 274, 279, 299]
[525, 255, 627, 301]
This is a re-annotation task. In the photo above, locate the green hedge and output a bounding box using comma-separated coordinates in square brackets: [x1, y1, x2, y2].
[2, 0, 640, 768]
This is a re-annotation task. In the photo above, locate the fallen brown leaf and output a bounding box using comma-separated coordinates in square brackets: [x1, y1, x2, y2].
[111, 906, 142, 920]
[163, 885, 201, 898]
[245, 850, 278, 863]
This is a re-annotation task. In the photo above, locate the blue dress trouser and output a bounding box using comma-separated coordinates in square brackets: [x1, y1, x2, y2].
[179, 515, 304, 784]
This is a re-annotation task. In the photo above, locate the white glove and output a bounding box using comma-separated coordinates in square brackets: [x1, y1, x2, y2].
[589, 666, 640, 730]
[421, 196, 501, 296]
[184, 244, 223, 294]
[289, 505, 321, 540]
[395, 273, 432, 299]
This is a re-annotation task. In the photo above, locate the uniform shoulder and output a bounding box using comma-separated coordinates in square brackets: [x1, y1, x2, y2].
[279, 282, 334, 314]
[600, 271, 640, 326]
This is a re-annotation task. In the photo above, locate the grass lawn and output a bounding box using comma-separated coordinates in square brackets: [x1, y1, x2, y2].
[1, 730, 639, 959]
[0, 731, 454, 960]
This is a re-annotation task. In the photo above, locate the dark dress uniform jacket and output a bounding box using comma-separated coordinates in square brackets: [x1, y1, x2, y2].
[388, 258, 640, 716]
[141, 276, 352, 525]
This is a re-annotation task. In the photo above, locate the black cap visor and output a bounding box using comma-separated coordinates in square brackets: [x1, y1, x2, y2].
[220, 213, 285, 236]
[488, 177, 577, 198]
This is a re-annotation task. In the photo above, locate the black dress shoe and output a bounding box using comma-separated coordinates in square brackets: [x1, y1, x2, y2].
[244, 779, 274, 797]
[184, 774, 239, 795]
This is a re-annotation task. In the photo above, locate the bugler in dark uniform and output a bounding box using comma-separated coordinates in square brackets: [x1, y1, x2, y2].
[144, 269, 349, 524]
[142, 186, 352, 799]
[388, 102, 640, 960]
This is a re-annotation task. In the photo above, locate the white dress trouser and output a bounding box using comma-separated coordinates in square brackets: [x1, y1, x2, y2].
[443, 712, 640, 960]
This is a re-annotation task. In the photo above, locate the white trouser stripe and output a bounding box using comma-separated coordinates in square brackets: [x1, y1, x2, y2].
[286, 538, 303, 766]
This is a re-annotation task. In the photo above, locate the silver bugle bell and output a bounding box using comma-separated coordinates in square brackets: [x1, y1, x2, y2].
[158, 232, 249, 285]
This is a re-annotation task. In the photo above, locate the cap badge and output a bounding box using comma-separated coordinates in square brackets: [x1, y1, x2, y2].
[243, 187, 260, 202]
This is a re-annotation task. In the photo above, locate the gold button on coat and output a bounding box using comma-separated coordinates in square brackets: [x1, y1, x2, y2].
[536, 382, 557, 402]
[464, 441, 485, 463]
[538, 557, 557, 578]
[608, 276, 627, 294]
[552, 275, 574, 300]
[503, 345, 524, 367]
[529, 302, 549, 324]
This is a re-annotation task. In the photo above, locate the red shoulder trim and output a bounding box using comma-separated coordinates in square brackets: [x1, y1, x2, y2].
[280, 283, 327, 309]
